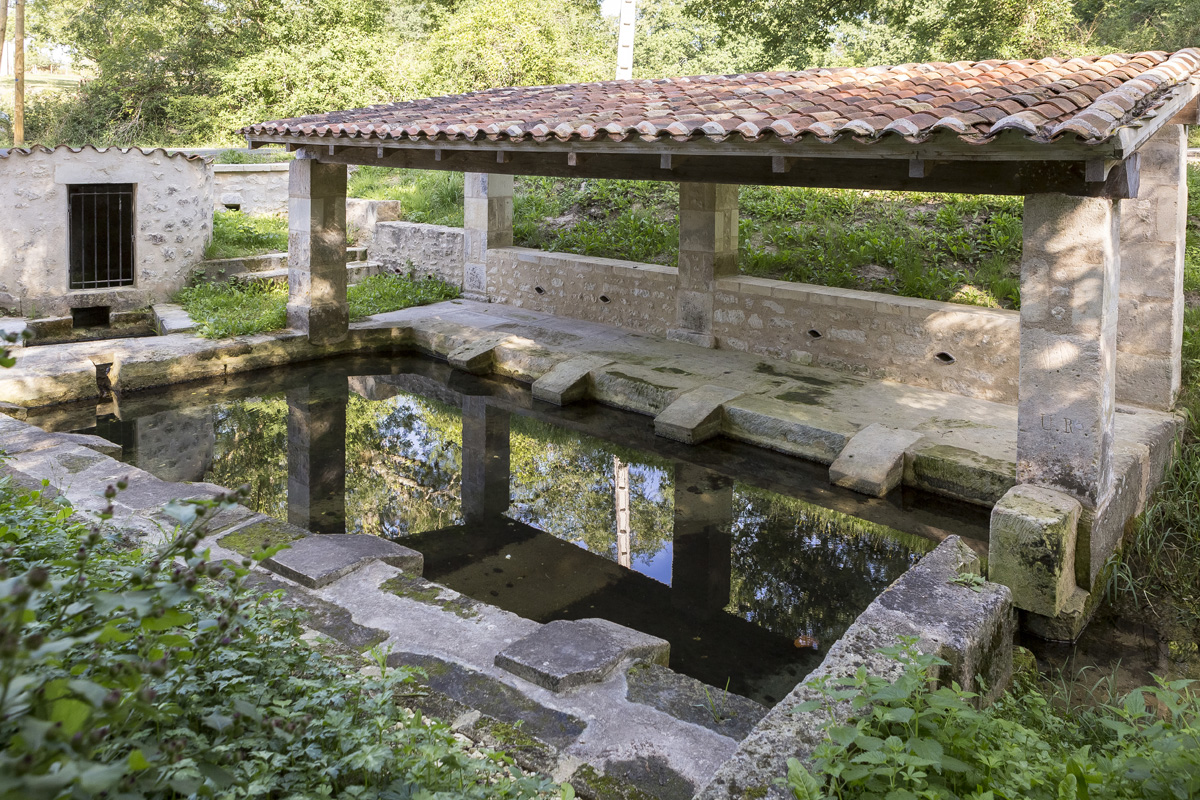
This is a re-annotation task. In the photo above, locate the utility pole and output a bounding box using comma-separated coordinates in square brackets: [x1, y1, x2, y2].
[13, 0, 22, 146]
[613, 456, 631, 568]
[615, 0, 635, 80]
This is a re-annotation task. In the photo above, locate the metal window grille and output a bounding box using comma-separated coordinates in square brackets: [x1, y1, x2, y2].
[68, 184, 135, 290]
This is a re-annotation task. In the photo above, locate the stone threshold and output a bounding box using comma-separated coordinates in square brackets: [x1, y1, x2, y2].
[0, 401, 1012, 800]
[0, 299, 1179, 518]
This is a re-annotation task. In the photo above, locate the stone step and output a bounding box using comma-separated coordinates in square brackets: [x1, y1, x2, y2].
[237, 260, 385, 286]
[197, 247, 369, 281]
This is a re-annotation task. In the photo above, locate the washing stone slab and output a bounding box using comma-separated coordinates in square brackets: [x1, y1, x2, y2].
[828, 423, 924, 497]
[262, 533, 424, 588]
[654, 384, 744, 444]
[495, 618, 669, 693]
[531, 355, 612, 405]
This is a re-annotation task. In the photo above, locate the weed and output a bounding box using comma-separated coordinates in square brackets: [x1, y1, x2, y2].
[696, 677, 735, 723]
[948, 572, 986, 592]
[205, 210, 288, 260]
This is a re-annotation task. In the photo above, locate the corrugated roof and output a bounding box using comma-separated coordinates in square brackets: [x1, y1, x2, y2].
[243, 50, 1200, 148]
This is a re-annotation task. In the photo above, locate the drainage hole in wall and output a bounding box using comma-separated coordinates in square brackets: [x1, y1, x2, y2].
[935, 352, 956, 364]
[807, 329, 822, 339]
[72, 306, 111, 329]
[599, 295, 611, 304]
[534, 286, 545, 295]
[223, 203, 241, 212]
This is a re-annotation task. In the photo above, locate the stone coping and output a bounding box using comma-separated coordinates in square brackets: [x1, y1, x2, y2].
[212, 163, 292, 172]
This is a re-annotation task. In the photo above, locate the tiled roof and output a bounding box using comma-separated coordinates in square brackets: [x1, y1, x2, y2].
[0, 145, 211, 162]
[244, 51, 1200, 148]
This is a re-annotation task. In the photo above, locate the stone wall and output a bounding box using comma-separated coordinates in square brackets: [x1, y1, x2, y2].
[213, 163, 289, 215]
[713, 277, 1020, 403]
[0, 146, 213, 318]
[487, 247, 677, 336]
[346, 199, 402, 247]
[370, 221, 466, 283]
[364, 220, 1021, 403]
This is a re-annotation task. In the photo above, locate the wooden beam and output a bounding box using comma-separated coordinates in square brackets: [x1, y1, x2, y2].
[1170, 97, 1200, 126]
[908, 158, 925, 178]
[496, 151, 512, 164]
[771, 156, 793, 174]
[312, 146, 1140, 198]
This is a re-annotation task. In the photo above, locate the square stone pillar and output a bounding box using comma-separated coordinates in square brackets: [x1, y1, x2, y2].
[670, 464, 733, 617]
[668, 183, 738, 348]
[287, 155, 348, 345]
[1117, 124, 1187, 410]
[1017, 193, 1120, 510]
[463, 173, 514, 302]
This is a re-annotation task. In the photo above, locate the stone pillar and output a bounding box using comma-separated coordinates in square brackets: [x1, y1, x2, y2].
[669, 183, 738, 348]
[1117, 125, 1187, 410]
[1016, 193, 1120, 510]
[670, 463, 733, 616]
[287, 155, 348, 345]
[460, 396, 510, 522]
[462, 173, 514, 302]
[287, 381, 348, 534]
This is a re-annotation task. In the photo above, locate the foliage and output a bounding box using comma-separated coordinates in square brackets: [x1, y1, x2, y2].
[420, 0, 612, 95]
[1079, 0, 1200, 52]
[175, 273, 459, 339]
[785, 639, 1200, 799]
[633, 0, 766, 78]
[349, 168, 466, 227]
[0, 479, 556, 798]
[204, 211, 289, 261]
[212, 150, 293, 165]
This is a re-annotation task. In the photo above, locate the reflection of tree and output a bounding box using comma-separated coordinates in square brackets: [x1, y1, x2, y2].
[205, 397, 288, 519]
[507, 416, 674, 565]
[728, 485, 934, 646]
[344, 393, 464, 538]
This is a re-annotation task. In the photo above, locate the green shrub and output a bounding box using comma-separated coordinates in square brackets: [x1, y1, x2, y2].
[785, 640, 1200, 800]
[0, 479, 555, 799]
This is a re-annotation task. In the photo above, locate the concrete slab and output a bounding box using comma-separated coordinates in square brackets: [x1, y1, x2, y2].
[495, 618, 670, 693]
[654, 384, 744, 444]
[152, 304, 197, 335]
[262, 533, 423, 588]
[626, 661, 767, 741]
[531, 355, 613, 405]
[829, 423, 924, 497]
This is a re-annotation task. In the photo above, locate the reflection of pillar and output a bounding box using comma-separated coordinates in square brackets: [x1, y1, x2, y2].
[671, 463, 733, 615]
[287, 381, 348, 534]
[614, 456, 632, 568]
[461, 396, 510, 522]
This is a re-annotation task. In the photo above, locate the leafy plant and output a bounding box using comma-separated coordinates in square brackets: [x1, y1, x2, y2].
[0, 478, 555, 799]
[783, 639, 1200, 800]
[205, 211, 289, 260]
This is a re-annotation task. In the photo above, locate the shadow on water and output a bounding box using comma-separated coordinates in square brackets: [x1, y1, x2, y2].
[61, 355, 991, 705]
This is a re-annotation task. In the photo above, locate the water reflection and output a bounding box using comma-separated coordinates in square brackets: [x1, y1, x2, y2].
[79, 365, 940, 704]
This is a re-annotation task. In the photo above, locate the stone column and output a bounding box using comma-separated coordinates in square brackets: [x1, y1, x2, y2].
[460, 396, 510, 522]
[287, 381, 348, 534]
[669, 183, 739, 348]
[462, 173, 514, 302]
[287, 155, 348, 345]
[1117, 125, 1187, 410]
[1016, 193, 1120, 509]
[670, 463, 733, 616]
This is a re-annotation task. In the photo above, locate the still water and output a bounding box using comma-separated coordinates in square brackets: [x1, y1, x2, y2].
[73, 356, 988, 704]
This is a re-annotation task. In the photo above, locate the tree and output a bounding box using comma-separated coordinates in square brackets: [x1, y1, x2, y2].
[633, 0, 768, 78]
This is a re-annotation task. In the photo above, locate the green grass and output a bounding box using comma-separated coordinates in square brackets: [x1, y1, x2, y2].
[348, 169, 1023, 307]
[175, 273, 460, 339]
[205, 209, 288, 259]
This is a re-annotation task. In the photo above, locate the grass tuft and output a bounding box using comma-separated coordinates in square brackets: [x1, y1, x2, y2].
[347, 273, 460, 320]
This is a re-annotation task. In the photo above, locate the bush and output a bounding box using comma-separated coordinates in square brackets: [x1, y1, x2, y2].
[0, 477, 555, 799]
[785, 641, 1200, 800]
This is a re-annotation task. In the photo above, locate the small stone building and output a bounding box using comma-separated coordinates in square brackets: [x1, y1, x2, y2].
[0, 146, 213, 322]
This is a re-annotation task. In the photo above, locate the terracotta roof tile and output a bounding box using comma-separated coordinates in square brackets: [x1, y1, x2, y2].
[243, 50, 1200, 148]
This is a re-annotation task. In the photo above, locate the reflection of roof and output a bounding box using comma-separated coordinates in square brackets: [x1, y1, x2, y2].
[0, 144, 211, 162]
[243, 51, 1200, 148]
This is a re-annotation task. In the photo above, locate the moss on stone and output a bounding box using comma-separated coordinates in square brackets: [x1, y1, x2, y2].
[741, 786, 769, 799]
[218, 521, 304, 557]
[480, 719, 539, 749]
[570, 764, 658, 800]
[381, 574, 480, 619]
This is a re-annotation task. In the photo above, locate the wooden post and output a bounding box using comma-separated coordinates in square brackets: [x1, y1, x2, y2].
[13, 0, 22, 146]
